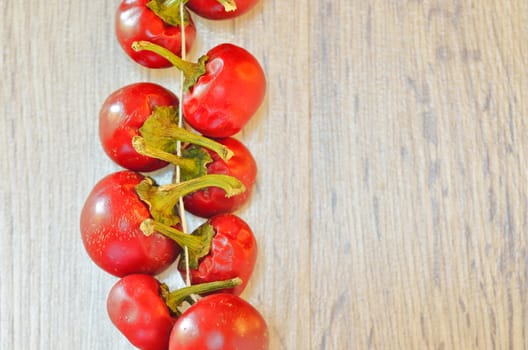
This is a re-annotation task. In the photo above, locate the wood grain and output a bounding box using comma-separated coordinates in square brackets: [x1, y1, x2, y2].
[1, 0, 527, 349]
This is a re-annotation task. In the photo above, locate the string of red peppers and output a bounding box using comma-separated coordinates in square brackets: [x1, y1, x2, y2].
[80, 0, 269, 349]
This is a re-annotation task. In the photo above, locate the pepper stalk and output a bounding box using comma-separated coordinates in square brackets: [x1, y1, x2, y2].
[141, 218, 215, 269]
[146, 0, 191, 26]
[138, 106, 233, 159]
[160, 277, 242, 315]
[132, 40, 208, 91]
[135, 174, 245, 226]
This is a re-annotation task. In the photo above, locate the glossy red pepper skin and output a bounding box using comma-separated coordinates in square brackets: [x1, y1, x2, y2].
[115, 0, 197, 68]
[107, 274, 175, 350]
[179, 214, 257, 296]
[184, 137, 257, 218]
[169, 293, 269, 349]
[183, 43, 266, 138]
[99, 82, 178, 172]
[187, 0, 259, 20]
[80, 171, 179, 276]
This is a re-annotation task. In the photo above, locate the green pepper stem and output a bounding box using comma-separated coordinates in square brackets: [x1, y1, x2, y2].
[132, 136, 198, 172]
[217, 0, 237, 11]
[142, 218, 216, 269]
[141, 218, 206, 252]
[131, 41, 206, 90]
[137, 105, 232, 162]
[146, 0, 189, 26]
[164, 277, 242, 314]
[160, 174, 245, 198]
[149, 127, 234, 161]
[135, 174, 245, 225]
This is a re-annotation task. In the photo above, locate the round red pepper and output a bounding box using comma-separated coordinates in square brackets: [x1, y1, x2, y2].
[107, 274, 175, 350]
[132, 41, 266, 138]
[183, 43, 266, 137]
[99, 82, 179, 172]
[169, 293, 269, 349]
[142, 213, 257, 296]
[115, 0, 197, 68]
[184, 137, 257, 218]
[187, 0, 259, 20]
[80, 171, 179, 276]
[180, 213, 257, 295]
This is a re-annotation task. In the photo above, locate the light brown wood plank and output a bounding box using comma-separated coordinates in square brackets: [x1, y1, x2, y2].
[310, 1, 527, 349]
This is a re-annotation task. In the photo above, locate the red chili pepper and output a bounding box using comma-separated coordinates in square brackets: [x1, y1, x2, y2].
[107, 274, 175, 350]
[80, 171, 179, 276]
[180, 213, 257, 295]
[98, 82, 178, 172]
[115, 0, 197, 68]
[183, 137, 257, 218]
[187, 0, 259, 20]
[141, 213, 257, 296]
[132, 41, 266, 137]
[169, 293, 269, 349]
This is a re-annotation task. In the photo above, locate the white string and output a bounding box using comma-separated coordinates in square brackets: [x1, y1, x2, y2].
[175, 1, 191, 287]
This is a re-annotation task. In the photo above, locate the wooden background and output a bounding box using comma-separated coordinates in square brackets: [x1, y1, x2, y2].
[2, 0, 527, 349]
